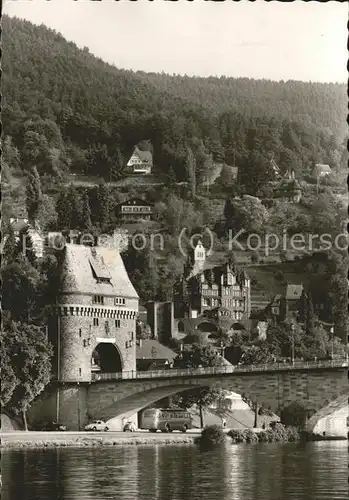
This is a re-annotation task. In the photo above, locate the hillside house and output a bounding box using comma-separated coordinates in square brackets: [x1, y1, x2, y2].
[313, 164, 331, 179]
[9, 217, 44, 258]
[263, 284, 305, 324]
[127, 146, 153, 175]
[273, 171, 301, 203]
[116, 198, 153, 221]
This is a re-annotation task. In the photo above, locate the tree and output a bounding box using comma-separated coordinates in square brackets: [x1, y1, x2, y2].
[185, 147, 196, 198]
[280, 402, 307, 428]
[37, 194, 58, 231]
[232, 195, 269, 234]
[136, 320, 152, 340]
[237, 150, 274, 196]
[1, 255, 41, 322]
[109, 147, 124, 182]
[26, 167, 42, 223]
[1, 318, 52, 430]
[97, 181, 110, 230]
[3, 224, 18, 265]
[81, 190, 92, 230]
[173, 343, 226, 427]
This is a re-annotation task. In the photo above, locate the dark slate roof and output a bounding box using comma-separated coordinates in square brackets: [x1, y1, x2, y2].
[10, 218, 29, 233]
[136, 339, 177, 361]
[119, 197, 153, 207]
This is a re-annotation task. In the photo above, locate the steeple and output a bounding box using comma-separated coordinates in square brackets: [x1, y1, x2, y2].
[184, 239, 206, 278]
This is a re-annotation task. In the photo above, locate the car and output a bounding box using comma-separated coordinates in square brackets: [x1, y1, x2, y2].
[41, 421, 67, 431]
[123, 421, 137, 432]
[84, 420, 109, 432]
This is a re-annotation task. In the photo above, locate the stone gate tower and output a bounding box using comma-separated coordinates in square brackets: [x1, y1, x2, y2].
[53, 243, 139, 382]
[28, 243, 139, 430]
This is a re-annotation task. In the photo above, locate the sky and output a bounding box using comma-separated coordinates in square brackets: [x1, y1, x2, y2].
[4, 0, 348, 83]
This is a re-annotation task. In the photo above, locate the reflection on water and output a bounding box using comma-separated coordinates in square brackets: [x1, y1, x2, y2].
[1, 442, 347, 500]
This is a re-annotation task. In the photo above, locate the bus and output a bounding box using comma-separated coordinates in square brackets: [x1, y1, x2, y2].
[140, 408, 192, 433]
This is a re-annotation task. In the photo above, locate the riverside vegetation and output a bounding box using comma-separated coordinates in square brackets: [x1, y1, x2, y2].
[197, 423, 300, 450]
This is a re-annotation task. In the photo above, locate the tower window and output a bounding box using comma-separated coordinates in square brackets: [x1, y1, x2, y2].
[79, 368, 82, 376]
[83, 339, 87, 347]
[115, 319, 121, 328]
[93, 318, 99, 326]
[79, 328, 82, 338]
[114, 297, 126, 306]
[93, 295, 104, 304]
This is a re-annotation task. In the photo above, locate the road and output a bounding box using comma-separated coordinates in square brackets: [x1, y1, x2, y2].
[0, 429, 204, 445]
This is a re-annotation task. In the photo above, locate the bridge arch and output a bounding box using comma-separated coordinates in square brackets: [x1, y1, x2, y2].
[87, 364, 348, 429]
[91, 342, 123, 374]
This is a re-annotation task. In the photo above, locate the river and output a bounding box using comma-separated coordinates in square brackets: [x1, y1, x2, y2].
[1, 441, 347, 500]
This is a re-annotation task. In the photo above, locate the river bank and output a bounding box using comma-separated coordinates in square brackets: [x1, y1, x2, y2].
[2, 426, 345, 450]
[0, 431, 197, 449]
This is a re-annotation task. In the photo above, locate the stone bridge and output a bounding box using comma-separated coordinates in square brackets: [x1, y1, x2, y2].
[29, 359, 348, 430]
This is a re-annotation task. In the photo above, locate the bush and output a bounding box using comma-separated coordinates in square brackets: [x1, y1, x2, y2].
[229, 424, 300, 444]
[251, 251, 260, 264]
[228, 429, 258, 444]
[198, 425, 226, 450]
[280, 403, 307, 428]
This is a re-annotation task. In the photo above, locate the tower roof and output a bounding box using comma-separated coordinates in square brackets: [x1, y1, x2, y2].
[59, 244, 139, 298]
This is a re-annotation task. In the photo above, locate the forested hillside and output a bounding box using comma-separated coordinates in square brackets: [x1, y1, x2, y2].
[2, 15, 347, 188]
[137, 72, 347, 139]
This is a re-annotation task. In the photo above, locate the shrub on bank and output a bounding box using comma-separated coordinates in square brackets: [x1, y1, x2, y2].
[228, 424, 300, 444]
[197, 425, 227, 450]
[228, 429, 259, 444]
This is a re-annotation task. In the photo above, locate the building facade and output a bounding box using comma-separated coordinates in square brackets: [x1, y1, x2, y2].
[117, 198, 153, 221]
[127, 146, 153, 175]
[273, 171, 302, 203]
[173, 241, 251, 323]
[49, 244, 139, 382]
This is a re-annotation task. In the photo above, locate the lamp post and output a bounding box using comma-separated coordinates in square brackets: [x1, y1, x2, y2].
[220, 341, 225, 359]
[330, 326, 334, 361]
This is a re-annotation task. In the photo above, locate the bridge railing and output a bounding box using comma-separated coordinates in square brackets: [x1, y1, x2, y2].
[90, 358, 348, 382]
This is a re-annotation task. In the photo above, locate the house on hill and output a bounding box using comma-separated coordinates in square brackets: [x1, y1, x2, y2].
[9, 217, 44, 258]
[273, 171, 302, 203]
[127, 146, 153, 175]
[116, 197, 153, 221]
[312, 164, 331, 179]
[263, 283, 305, 324]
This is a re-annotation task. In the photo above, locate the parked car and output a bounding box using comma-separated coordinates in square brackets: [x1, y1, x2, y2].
[41, 421, 67, 431]
[84, 420, 109, 432]
[123, 421, 137, 432]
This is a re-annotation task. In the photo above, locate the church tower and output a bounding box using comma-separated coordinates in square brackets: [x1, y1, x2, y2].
[184, 239, 206, 278]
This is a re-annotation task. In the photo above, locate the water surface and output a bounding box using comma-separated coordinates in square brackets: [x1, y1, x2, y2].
[1, 441, 347, 500]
